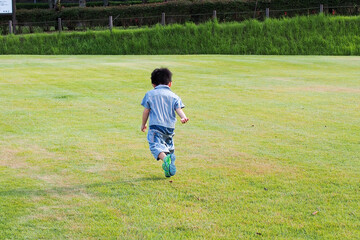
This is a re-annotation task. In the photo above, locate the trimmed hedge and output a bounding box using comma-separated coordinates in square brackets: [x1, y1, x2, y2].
[2, 0, 360, 24]
[1, 15, 360, 55]
[16, 0, 163, 9]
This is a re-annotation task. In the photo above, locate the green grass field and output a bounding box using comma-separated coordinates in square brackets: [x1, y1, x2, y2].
[0, 55, 359, 239]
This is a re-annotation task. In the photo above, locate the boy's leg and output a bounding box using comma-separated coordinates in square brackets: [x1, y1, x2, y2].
[159, 152, 171, 178]
[169, 153, 176, 176]
[166, 136, 176, 176]
[158, 152, 167, 161]
[148, 130, 168, 161]
[158, 152, 175, 176]
[147, 129, 174, 177]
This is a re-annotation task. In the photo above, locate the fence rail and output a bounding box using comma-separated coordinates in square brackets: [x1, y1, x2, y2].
[1, 4, 359, 35]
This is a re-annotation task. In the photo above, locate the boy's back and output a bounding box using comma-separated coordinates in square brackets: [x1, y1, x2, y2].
[141, 85, 184, 129]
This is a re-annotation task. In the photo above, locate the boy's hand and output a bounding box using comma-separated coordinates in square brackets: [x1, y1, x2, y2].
[181, 118, 189, 124]
[176, 108, 189, 124]
[141, 108, 150, 132]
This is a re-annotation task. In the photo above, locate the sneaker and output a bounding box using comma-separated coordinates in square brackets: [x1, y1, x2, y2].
[162, 155, 171, 178]
[169, 154, 176, 176]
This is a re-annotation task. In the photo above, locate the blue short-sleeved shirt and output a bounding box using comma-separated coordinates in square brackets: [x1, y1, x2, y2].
[141, 85, 185, 129]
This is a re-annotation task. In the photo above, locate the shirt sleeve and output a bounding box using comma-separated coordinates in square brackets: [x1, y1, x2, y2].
[174, 96, 185, 110]
[141, 93, 150, 109]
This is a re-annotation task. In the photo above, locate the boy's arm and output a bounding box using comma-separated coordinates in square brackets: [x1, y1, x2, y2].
[175, 108, 189, 124]
[141, 108, 150, 132]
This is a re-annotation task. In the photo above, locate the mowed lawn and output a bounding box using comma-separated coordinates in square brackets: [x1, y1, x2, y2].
[0, 55, 359, 239]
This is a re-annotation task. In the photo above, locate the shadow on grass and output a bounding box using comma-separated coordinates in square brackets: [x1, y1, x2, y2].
[0, 176, 165, 197]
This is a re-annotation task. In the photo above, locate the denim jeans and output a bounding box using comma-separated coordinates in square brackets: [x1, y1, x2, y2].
[147, 129, 175, 160]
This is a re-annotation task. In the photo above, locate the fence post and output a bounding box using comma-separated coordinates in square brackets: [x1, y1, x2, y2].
[9, 20, 13, 34]
[253, 0, 258, 19]
[266, 8, 270, 18]
[58, 18, 62, 33]
[213, 10, 217, 20]
[320, 4, 324, 14]
[161, 13, 166, 25]
[109, 16, 113, 32]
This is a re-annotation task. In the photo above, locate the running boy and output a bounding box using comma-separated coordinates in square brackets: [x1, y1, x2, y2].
[141, 68, 189, 177]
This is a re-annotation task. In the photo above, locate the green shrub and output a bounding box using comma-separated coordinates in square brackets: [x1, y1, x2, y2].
[3, 0, 360, 27]
[15, 1, 163, 10]
[1, 15, 360, 55]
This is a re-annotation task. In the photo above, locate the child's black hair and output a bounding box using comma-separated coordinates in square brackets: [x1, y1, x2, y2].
[151, 68, 172, 86]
